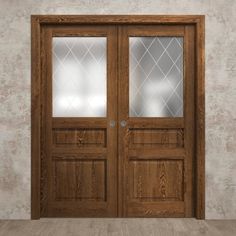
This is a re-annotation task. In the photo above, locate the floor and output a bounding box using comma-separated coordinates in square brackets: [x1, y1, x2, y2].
[0, 219, 236, 236]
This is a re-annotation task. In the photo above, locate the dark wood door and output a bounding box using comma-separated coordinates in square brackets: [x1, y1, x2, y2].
[118, 25, 195, 217]
[40, 23, 196, 218]
[40, 25, 118, 217]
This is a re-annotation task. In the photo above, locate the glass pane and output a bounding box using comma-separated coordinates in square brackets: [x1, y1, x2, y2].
[53, 37, 106, 117]
[129, 37, 183, 117]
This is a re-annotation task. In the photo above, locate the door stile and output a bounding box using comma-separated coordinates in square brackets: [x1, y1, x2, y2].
[41, 26, 53, 216]
[118, 26, 129, 216]
[40, 25, 47, 216]
[183, 25, 195, 216]
[106, 26, 119, 215]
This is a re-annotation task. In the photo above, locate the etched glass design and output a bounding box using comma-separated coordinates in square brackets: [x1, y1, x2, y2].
[53, 37, 106, 117]
[129, 37, 183, 117]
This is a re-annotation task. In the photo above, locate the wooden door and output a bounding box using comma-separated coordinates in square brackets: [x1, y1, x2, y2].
[118, 25, 195, 217]
[40, 25, 118, 217]
[35, 18, 203, 219]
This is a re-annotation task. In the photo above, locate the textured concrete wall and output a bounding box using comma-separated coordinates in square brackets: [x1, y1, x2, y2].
[0, 0, 236, 219]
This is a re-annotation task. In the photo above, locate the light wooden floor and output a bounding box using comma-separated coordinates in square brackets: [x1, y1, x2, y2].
[0, 219, 236, 236]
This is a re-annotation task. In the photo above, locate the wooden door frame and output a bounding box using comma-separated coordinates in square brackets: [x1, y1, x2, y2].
[31, 15, 205, 219]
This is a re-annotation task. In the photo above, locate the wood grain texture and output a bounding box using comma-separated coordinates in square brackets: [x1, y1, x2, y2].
[129, 160, 183, 201]
[52, 128, 106, 148]
[129, 118, 184, 128]
[52, 118, 107, 128]
[183, 24, 195, 217]
[129, 129, 184, 148]
[195, 15, 205, 220]
[118, 24, 195, 217]
[124, 25, 185, 36]
[128, 149, 185, 159]
[54, 160, 106, 201]
[127, 201, 185, 217]
[31, 15, 205, 219]
[31, 16, 41, 219]
[32, 15, 204, 24]
[117, 25, 129, 216]
[39, 25, 118, 217]
[39, 26, 49, 217]
[42, 26, 53, 218]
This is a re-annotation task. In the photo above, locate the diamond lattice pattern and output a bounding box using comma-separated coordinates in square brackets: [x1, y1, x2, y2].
[129, 37, 183, 117]
[53, 37, 107, 117]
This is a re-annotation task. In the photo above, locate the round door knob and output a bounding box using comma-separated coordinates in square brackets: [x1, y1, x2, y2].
[109, 120, 116, 127]
[120, 120, 127, 127]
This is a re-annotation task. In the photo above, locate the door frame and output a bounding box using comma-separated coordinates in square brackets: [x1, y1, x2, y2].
[31, 15, 205, 219]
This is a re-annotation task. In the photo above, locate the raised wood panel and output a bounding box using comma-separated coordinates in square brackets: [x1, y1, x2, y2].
[53, 128, 106, 148]
[54, 160, 106, 201]
[129, 160, 184, 201]
[129, 129, 184, 148]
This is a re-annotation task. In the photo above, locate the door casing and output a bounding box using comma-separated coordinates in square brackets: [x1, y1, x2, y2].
[31, 15, 205, 219]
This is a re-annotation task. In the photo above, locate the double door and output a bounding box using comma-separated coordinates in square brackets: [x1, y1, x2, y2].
[40, 24, 195, 217]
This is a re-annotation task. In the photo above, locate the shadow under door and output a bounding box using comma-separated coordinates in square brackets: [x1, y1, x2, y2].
[39, 24, 196, 217]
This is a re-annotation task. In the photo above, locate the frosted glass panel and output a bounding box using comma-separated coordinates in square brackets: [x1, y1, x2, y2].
[53, 37, 106, 117]
[129, 37, 183, 117]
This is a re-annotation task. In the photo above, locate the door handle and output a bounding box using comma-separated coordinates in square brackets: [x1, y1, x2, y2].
[109, 120, 116, 128]
[120, 120, 127, 127]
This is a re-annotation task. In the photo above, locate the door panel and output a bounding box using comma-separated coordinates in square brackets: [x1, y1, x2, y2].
[118, 25, 195, 217]
[41, 26, 118, 217]
[54, 159, 106, 200]
[129, 159, 184, 200]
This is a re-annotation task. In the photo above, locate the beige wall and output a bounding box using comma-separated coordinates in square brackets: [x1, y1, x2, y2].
[0, 0, 236, 219]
